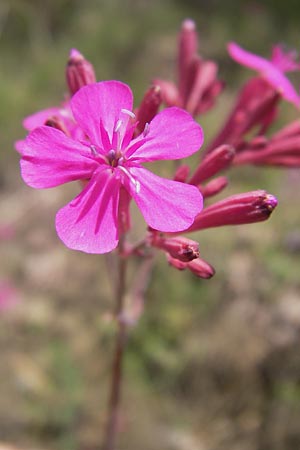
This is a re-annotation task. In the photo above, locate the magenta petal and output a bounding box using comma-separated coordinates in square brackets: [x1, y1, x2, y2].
[21, 126, 98, 188]
[127, 167, 203, 232]
[23, 107, 63, 131]
[126, 107, 203, 162]
[228, 42, 272, 73]
[271, 45, 300, 72]
[56, 169, 120, 254]
[15, 139, 25, 155]
[70, 81, 133, 147]
[263, 68, 300, 107]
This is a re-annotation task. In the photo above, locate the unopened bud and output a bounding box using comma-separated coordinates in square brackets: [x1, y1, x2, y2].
[167, 255, 215, 279]
[174, 164, 190, 182]
[189, 144, 235, 185]
[151, 235, 199, 262]
[187, 190, 278, 232]
[178, 19, 198, 103]
[135, 85, 162, 136]
[188, 258, 215, 279]
[66, 49, 96, 95]
[199, 176, 228, 198]
[167, 255, 187, 270]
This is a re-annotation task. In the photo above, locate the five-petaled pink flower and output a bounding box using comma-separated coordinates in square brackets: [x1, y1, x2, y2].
[20, 81, 204, 254]
[228, 42, 300, 108]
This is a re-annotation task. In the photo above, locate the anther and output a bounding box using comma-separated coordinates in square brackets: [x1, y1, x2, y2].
[121, 108, 136, 119]
[114, 120, 123, 133]
[143, 123, 150, 137]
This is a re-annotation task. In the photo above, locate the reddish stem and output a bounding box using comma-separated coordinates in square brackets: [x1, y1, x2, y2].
[102, 240, 128, 450]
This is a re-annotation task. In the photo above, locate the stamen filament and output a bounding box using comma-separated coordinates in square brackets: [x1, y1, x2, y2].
[118, 166, 141, 194]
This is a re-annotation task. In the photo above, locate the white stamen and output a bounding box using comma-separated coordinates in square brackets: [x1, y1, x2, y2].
[118, 166, 141, 194]
[121, 108, 136, 119]
[114, 119, 123, 133]
[143, 122, 150, 137]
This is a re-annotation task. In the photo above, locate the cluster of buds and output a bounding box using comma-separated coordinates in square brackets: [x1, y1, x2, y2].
[154, 19, 223, 116]
[134, 19, 300, 277]
[19, 18, 300, 278]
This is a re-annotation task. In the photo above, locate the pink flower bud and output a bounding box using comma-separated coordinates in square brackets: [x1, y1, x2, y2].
[167, 255, 187, 270]
[187, 257, 215, 279]
[187, 190, 278, 231]
[135, 85, 162, 136]
[151, 235, 199, 262]
[178, 19, 198, 103]
[174, 164, 190, 182]
[66, 49, 96, 96]
[189, 144, 235, 185]
[199, 176, 228, 198]
[167, 255, 215, 279]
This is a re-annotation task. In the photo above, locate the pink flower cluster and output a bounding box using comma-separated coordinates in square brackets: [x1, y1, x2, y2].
[19, 19, 299, 276]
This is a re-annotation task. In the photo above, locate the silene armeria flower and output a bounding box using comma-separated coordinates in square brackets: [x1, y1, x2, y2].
[228, 42, 300, 108]
[20, 81, 204, 254]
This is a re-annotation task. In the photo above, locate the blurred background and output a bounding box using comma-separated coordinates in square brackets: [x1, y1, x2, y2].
[1, 0, 300, 449]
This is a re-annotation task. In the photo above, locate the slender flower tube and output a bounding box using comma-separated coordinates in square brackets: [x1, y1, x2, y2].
[186, 190, 278, 232]
[199, 176, 228, 198]
[189, 144, 235, 185]
[174, 164, 190, 183]
[134, 85, 162, 136]
[20, 81, 204, 254]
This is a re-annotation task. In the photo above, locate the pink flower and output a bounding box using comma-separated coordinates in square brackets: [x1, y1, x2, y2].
[228, 42, 300, 108]
[20, 81, 204, 254]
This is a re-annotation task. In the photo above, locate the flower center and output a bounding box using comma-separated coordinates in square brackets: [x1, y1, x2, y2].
[107, 152, 140, 194]
[107, 149, 121, 167]
[89, 109, 140, 194]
